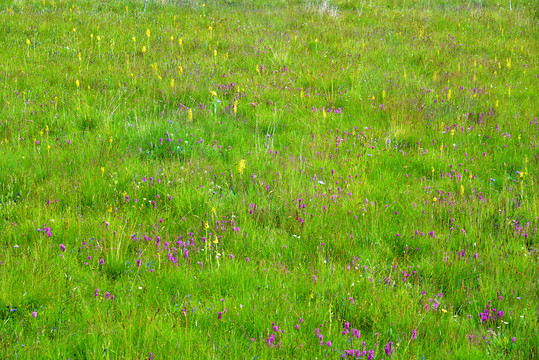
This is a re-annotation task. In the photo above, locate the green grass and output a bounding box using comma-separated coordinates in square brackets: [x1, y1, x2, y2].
[0, 0, 538, 358]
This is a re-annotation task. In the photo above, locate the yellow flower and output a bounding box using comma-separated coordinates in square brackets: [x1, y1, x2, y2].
[433, 197, 437, 202]
[146, 29, 151, 38]
[238, 159, 246, 174]
[213, 49, 217, 57]
[178, 66, 183, 75]
[75, 79, 80, 88]
[170, 35, 174, 41]
[97, 36, 101, 41]
[210, 90, 217, 97]
[179, 38, 183, 46]
[90, 33, 94, 39]
[26, 39, 30, 45]
[142, 46, 146, 53]
[188, 108, 193, 121]
[109, 136, 113, 144]
[170, 78, 174, 88]
[208, 26, 212, 31]
[73, 27, 76, 32]
[132, 36, 136, 43]
[100, 166, 104, 175]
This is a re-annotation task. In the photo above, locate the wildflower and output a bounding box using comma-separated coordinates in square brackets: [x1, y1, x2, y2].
[146, 29, 151, 38]
[238, 159, 246, 174]
[60, 244, 66, 252]
[327, 341, 332, 347]
[188, 108, 193, 121]
[100, 259, 105, 265]
[32, 311, 37, 318]
[95, 289, 99, 297]
[385, 341, 394, 355]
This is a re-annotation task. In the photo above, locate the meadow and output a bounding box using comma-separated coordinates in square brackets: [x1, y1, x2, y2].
[0, 0, 537, 358]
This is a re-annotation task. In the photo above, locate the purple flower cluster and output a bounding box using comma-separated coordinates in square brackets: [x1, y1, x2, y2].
[37, 224, 52, 237]
[479, 302, 504, 323]
[266, 322, 283, 347]
[341, 322, 360, 338]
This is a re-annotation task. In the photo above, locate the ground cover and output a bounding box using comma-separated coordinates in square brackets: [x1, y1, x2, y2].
[0, 0, 537, 358]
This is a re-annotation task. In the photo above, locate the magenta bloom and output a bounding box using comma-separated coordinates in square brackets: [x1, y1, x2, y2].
[60, 244, 66, 252]
[100, 259, 105, 265]
[32, 311, 37, 318]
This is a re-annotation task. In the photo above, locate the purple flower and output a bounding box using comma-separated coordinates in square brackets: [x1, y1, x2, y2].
[217, 312, 222, 320]
[385, 341, 394, 355]
[60, 244, 66, 252]
[137, 259, 141, 267]
[100, 259, 105, 265]
[368, 349, 374, 360]
[105, 292, 110, 300]
[327, 341, 332, 347]
[32, 311, 37, 318]
[94, 289, 99, 297]
[512, 337, 516, 343]
[411, 329, 417, 340]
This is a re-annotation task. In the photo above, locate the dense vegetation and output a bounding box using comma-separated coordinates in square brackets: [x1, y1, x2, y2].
[0, 0, 537, 358]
